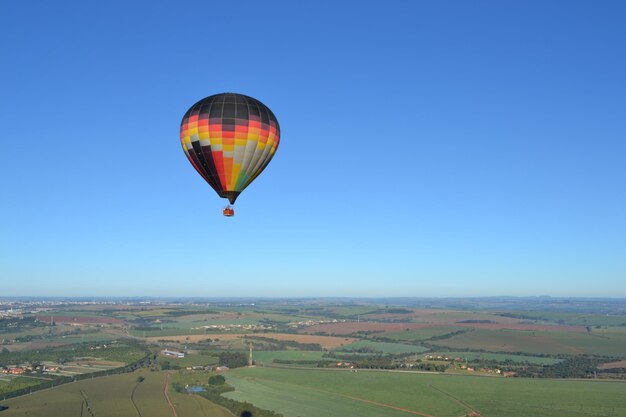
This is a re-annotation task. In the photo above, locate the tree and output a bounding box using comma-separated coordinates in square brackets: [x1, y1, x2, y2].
[209, 375, 225, 385]
[218, 352, 247, 368]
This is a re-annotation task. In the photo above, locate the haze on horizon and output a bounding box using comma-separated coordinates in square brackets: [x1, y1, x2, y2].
[1, 1, 625, 298]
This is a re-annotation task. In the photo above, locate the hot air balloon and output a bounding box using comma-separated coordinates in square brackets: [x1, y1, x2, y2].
[180, 93, 280, 216]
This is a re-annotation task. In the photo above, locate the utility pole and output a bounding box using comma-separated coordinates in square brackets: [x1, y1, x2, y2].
[248, 343, 253, 366]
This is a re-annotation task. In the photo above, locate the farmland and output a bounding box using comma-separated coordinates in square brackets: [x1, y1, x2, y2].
[157, 352, 218, 368]
[429, 328, 626, 357]
[382, 326, 468, 341]
[0, 341, 148, 399]
[339, 340, 428, 354]
[1, 297, 626, 416]
[0, 376, 43, 398]
[252, 350, 328, 364]
[147, 332, 356, 349]
[225, 366, 626, 417]
[0, 370, 232, 417]
[426, 351, 562, 365]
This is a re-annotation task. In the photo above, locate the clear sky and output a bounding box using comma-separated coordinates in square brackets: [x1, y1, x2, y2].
[1, 1, 625, 298]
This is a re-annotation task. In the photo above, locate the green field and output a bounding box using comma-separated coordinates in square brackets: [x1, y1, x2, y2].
[339, 340, 429, 354]
[428, 351, 562, 365]
[0, 342, 146, 367]
[225, 366, 626, 417]
[158, 352, 218, 368]
[365, 310, 509, 324]
[0, 326, 50, 341]
[495, 311, 626, 327]
[383, 326, 466, 341]
[40, 311, 109, 318]
[42, 333, 121, 344]
[322, 305, 380, 317]
[130, 328, 210, 337]
[0, 376, 43, 398]
[252, 350, 328, 363]
[166, 315, 262, 328]
[0, 370, 231, 417]
[430, 328, 626, 356]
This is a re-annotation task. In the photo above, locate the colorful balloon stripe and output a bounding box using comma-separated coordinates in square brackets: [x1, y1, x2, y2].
[180, 93, 280, 204]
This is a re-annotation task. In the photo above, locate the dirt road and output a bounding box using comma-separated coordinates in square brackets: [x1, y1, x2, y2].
[163, 373, 179, 417]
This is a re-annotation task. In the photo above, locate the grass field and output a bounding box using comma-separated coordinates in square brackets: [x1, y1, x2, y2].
[322, 305, 380, 317]
[225, 366, 626, 417]
[0, 370, 231, 417]
[0, 326, 50, 341]
[430, 328, 626, 356]
[40, 311, 108, 318]
[0, 376, 44, 398]
[339, 340, 429, 354]
[428, 351, 562, 365]
[167, 315, 262, 328]
[252, 350, 328, 364]
[368, 310, 515, 324]
[383, 326, 467, 341]
[158, 353, 218, 368]
[130, 328, 210, 337]
[493, 311, 626, 327]
[42, 333, 120, 344]
[147, 332, 356, 349]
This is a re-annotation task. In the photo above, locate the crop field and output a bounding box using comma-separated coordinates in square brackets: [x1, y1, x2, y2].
[36, 315, 125, 326]
[38, 311, 111, 319]
[254, 312, 312, 322]
[592, 327, 626, 337]
[598, 360, 626, 369]
[0, 376, 44, 398]
[120, 308, 180, 318]
[42, 332, 121, 344]
[225, 366, 626, 417]
[0, 370, 231, 417]
[0, 326, 50, 340]
[252, 350, 328, 364]
[131, 328, 210, 337]
[166, 315, 262, 328]
[53, 359, 125, 376]
[492, 311, 626, 327]
[364, 309, 519, 324]
[173, 312, 325, 328]
[1, 341, 69, 352]
[301, 322, 445, 335]
[3, 301, 625, 416]
[430, 328, 626, 356]
[339, 340, 429, 354]
[303, 320, 588, 337]
[382, 326, 467, 341]
[319, 305, 381, 317]
[427, 351, 562, 365]
[158, 352, 218, 368]
[147, 332, 356, 349]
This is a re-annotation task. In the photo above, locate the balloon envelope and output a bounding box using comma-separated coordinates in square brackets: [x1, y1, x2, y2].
[180, 93, 280, 204]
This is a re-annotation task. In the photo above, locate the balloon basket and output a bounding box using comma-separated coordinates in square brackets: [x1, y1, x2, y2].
[223, 206, 235, 217]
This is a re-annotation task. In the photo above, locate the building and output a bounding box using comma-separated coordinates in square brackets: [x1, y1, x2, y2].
[161, 349, 185, 358]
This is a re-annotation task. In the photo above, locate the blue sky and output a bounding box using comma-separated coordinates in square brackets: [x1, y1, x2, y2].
[1, 1, 625, 297]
